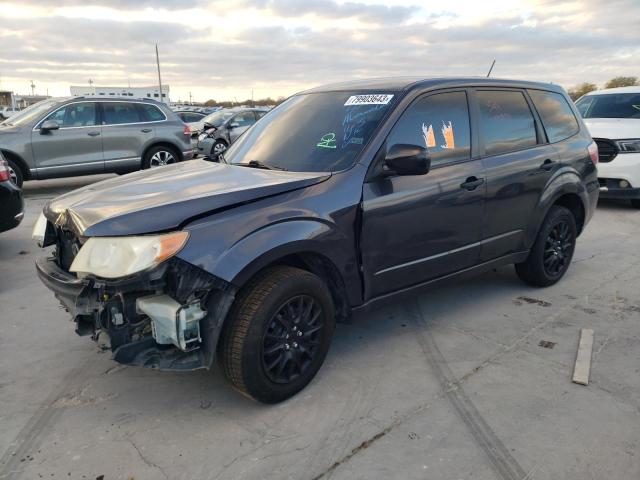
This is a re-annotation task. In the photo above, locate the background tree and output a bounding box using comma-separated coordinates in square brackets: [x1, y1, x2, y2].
[568, 82, 597, 100]
[604, 76, 638, 89]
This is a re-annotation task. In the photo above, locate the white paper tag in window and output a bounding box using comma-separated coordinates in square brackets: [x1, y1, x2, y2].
[344, 94, 394, 106]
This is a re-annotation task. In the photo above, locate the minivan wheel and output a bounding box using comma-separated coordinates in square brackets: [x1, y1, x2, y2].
[143, 146, 179, 169]
[5, 158, 23, 188]
[515, 205, 577, 287]
[218, 266, 335, 404]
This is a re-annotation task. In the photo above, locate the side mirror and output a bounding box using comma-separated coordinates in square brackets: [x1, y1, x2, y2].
[228, 122, 239, 129]
[384, 144, 431, 176]
[40, 120, 60, 132]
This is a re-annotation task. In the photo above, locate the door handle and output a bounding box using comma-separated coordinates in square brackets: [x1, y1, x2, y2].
[87, 131, 100, 137]
[141, 128, 152, 133]
[540, 159, 557, 171]
[460, 176, 485, 191]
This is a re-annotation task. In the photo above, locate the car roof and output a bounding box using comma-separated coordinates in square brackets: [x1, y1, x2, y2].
[583, 86, 640, 96]
[299, 77, 565, 95]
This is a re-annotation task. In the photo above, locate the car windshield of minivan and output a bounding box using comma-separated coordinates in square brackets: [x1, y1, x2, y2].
[1, 99, 58, 126]
[225, 91, 396, 172]
[202, 110, 234, 127]
[576, 93, 640, 119]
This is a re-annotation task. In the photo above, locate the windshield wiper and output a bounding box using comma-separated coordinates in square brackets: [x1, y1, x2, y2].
[242, 160, 287, 171]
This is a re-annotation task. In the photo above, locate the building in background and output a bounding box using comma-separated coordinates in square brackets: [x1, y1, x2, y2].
[0, 91, 51, 108]
[70, 85, 170, 103]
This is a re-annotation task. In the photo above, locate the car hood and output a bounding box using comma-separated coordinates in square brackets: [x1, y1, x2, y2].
[583, 118, 640, 139]
[44, 160, 330, 237]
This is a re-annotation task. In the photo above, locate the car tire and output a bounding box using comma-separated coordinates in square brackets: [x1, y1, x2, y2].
[5, 158, 23, 188]
[630, 199, 640, 209]
[210, 140, 228, 161]
[142, 145, 179, 169]
[515, 205, 577, 287]
[218, 266, 335, 404]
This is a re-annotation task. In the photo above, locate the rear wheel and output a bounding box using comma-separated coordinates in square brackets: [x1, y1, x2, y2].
[142, 145, 179, 169]
[515, 206, 577, 287]
[218, 266, 335, 403]
[631, 199, 640, 209]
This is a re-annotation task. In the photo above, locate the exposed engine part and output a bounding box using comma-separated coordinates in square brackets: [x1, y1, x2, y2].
[136, 294, 206, 352]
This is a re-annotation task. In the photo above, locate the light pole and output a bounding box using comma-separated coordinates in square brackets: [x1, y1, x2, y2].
[155, 44, 164, 104]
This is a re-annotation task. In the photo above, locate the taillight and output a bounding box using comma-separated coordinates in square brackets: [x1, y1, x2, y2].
[183, 125, 191, 136]
[0, 160, 10, 182]
[587, 141, 599, 165]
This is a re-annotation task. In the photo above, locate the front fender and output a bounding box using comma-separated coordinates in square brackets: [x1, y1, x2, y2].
[177, 218, 360, 303]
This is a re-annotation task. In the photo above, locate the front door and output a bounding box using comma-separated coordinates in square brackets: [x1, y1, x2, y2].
[31, 101, 103, 178]
[361, 90, 486, 300]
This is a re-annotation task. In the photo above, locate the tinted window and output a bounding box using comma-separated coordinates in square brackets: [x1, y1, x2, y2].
[529, 90, 579, 143]
[231, 111, 256, 127]
[138, 104, 165, 122]
[386, 91, 471, 166]
[43, 102, 97, 127]
[102, 102, 142, 125]
[477, 90, 537, 156]
[575, 93, 640, 119]
[225, 91, 395, 172]
[182, 112, 204, 122]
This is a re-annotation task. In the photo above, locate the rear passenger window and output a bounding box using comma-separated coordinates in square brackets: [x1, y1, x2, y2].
[386, 91, 471, 166]
[138, 104, 165, 122]
[529, 90, 579, 143]
[102, 102, 142, 125]
[477, 90, 537, 156]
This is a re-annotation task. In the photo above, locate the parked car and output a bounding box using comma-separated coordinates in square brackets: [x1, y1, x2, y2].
[0, 151, 24, 233]
[0, 106, 21, 120]
[576, 86, 640, 208]
[34, 77, 598, 403]
[174, 110, 207, 135]
[0, 97, 194, 187]
[196, 107, 268, 159]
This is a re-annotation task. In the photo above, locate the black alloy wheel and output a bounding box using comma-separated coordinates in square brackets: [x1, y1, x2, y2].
[543, 219, 574, 276]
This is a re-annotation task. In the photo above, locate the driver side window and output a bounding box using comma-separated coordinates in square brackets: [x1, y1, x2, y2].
[43, 103, 97, 128]
[231, 111, 257, 127]
[386, 91, 471, 167]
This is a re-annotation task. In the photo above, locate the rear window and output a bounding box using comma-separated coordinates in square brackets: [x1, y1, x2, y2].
[576, 93, 640, 119]
[529, 90, 579, 143]
[477, 90, 537, 156]
[139, 104, 166, 122]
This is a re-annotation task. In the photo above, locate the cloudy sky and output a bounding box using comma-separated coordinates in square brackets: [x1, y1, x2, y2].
[0, 0, 638, 102]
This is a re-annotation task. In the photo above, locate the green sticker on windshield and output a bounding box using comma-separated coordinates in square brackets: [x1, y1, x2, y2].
[317, 132, 337, 149]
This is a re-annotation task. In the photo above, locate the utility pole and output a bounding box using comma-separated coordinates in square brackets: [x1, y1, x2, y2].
[189, 91, 192, 105]
[155, 44, 164, 104]
[30, 80, 35, 96]
[88, 78, 95, 95]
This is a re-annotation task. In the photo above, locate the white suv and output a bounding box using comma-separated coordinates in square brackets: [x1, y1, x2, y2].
[576, 86, 640, 208]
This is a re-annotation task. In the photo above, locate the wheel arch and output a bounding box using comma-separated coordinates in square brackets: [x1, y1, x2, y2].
[142, 141, 184, 163]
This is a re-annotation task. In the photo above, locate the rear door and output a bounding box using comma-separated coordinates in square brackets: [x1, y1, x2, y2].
[228, 111, 257, 143]
[31, 101, 103, 178]
[100, 101, 155, 170]
[360, 90, 486, 300]
[473, 89, 559, 261]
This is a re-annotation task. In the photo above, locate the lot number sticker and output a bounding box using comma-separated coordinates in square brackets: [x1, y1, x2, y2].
[344, 94, 394, 106]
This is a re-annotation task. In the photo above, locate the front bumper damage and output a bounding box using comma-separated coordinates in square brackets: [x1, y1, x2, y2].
[36, 256, 236, 371]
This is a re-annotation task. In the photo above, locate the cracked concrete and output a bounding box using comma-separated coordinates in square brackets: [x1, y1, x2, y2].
[1, 175, 639, 480]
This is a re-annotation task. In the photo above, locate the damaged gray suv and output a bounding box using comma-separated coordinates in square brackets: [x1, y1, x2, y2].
[35, 77, 598, 403]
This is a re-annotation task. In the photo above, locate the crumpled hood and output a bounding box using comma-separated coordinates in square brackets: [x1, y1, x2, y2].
[44, 160, 330, 237]
[583, 118, 640, 139]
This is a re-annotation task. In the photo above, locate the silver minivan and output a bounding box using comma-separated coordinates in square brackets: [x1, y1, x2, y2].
[0, 97, 194, 187]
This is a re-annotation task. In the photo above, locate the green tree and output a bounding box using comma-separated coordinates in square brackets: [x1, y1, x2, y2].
[604, 76, 638, 89]
[568, 82, 598, 101]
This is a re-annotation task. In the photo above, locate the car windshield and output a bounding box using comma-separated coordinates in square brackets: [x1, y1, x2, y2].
[225, 91, 397, 172]
[576, 93, 640, 119]
[202, 110, 235, 127]
[1, 99, 59, 126]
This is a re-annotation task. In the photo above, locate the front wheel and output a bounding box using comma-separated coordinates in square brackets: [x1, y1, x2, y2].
[5, 158, 23, 188]
[210, 140, 228, 161]
[515, 205, 577, 287]
[218, 266, 335, 403]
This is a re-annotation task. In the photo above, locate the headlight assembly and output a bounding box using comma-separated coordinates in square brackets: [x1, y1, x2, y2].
[69, 231, 189, 279]
[614, 139, 640, 153]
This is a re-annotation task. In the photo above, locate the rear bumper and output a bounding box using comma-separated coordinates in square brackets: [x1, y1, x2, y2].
[0, 180, 24, 233]
[182, 148, 195, 160]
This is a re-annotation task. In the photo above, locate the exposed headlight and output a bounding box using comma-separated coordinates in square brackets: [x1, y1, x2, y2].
[614, 139, 640, 153]
[70, 231, 189, 279]
[32, 212, 48, 247]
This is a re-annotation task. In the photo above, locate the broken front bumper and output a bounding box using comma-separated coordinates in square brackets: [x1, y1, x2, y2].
[36, 256, 236, 371]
